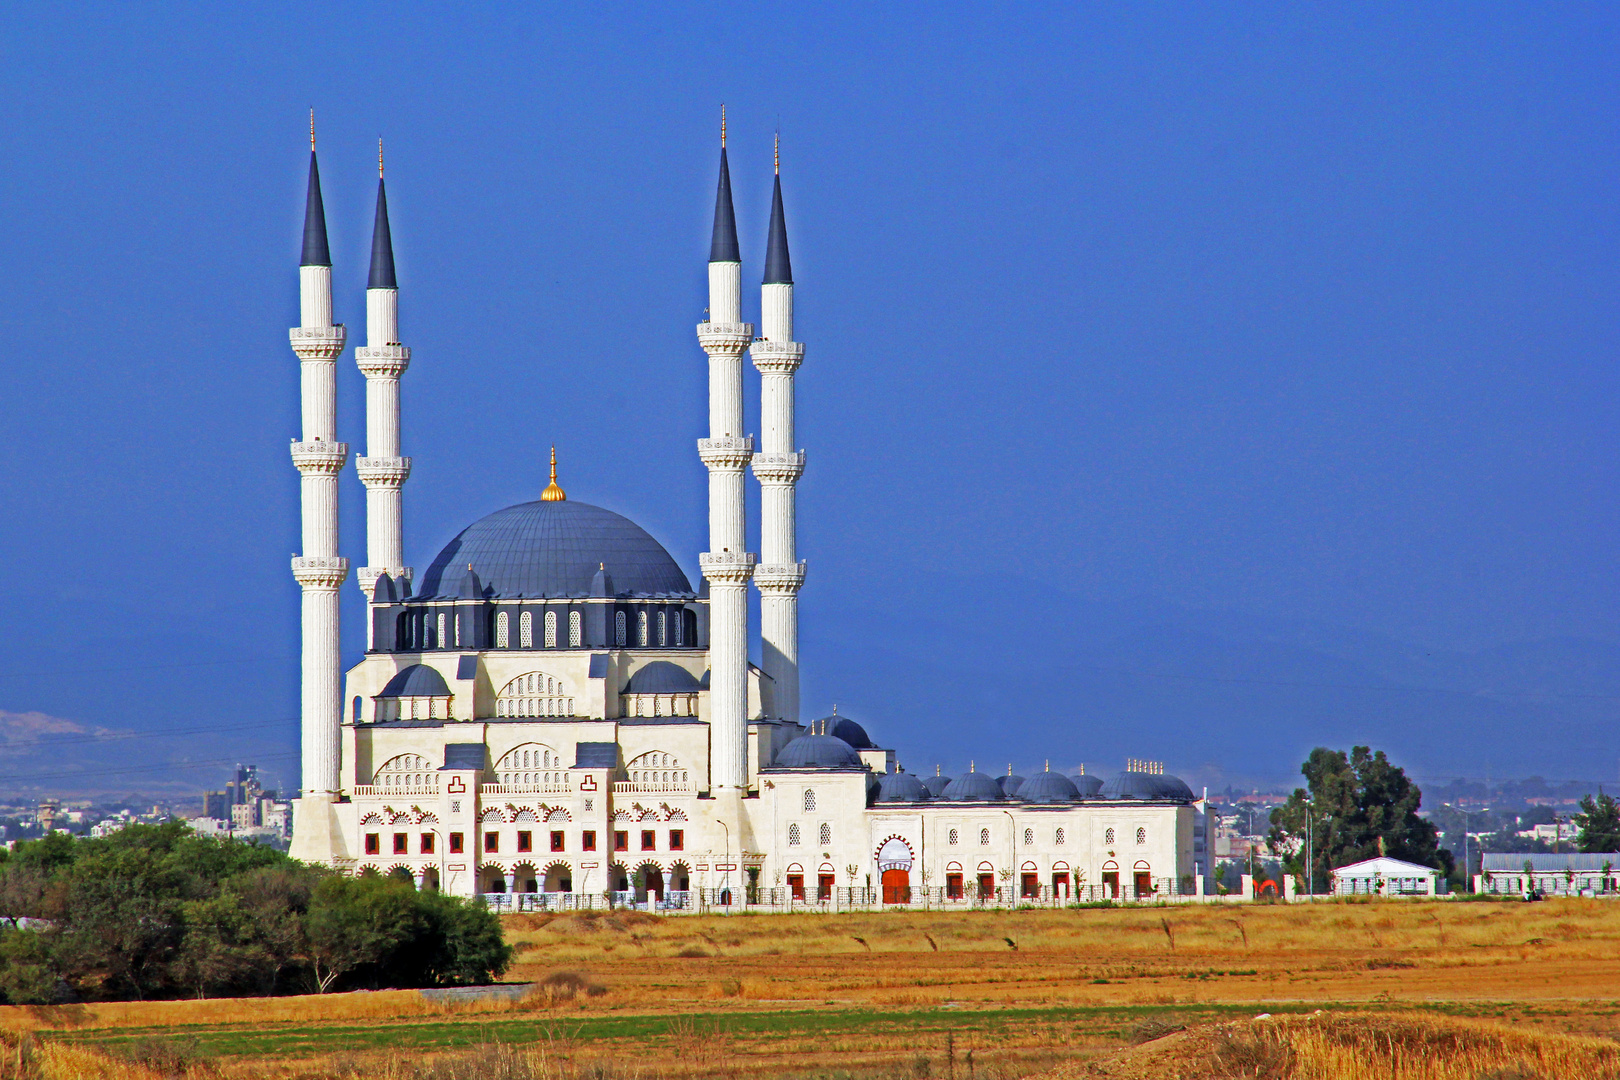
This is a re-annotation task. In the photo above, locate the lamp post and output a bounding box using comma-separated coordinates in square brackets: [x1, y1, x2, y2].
[718, 818, 730, 910]
[1443, 803, 1488, 893]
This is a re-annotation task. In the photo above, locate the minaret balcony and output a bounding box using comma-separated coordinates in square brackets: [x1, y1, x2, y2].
[355, 345, 411, 376]
[698, 437, 755, 470]
[754, 562, 807, 592]
[696, 322, 754, 355]
[291, 556, 350, 588]
[751, 451, 805, 483]
[356, 456, 412, 487]
[289, 325, 347, 360]
[356, 566, 413, 598]
[290, 441, 350, 474]
[700, 551, 757, 584]
[750, 339, 804, 374]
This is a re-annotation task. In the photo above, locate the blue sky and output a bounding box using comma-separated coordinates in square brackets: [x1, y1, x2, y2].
[0, 5, 1616, 796]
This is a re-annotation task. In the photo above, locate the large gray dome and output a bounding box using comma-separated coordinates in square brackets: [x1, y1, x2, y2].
[415, 500, 693, 600]
[921, 773, 953, 798]
[1018, 772, 1081, 804]
[769, 734, 863, 771]
[1099, 771, 1196, 802]
[941, 771, 1004, 801]
[875, 772, 930, 802]
[1072, 773, 1104, 797]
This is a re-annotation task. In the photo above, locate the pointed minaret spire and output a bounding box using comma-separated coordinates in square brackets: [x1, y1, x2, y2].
[763, 143, 792, 286]
[710, 109, 740, 264]
[368, 149, 397, 290]
[301, 112, 330, 268]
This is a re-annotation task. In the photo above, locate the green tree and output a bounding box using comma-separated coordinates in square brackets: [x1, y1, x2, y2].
[303, 875, 420, 993]
[1573, 791, 1620, 853]
[1269, 746, 1452, 892]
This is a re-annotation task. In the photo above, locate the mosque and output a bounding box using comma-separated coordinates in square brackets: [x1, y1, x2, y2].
[285, 119, 1209, 906]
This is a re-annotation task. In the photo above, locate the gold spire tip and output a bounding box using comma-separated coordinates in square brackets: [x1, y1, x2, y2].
[541, 445, 567, 501]
[309, 109, 315, 151]
[378, 137, 384, 178]
[774, 131, 780, 175]
[721, 105, 727, 148]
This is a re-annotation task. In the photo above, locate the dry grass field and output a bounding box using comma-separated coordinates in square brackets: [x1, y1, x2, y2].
[4, 897, 1620, 1079]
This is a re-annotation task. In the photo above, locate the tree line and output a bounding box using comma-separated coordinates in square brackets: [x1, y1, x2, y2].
[0, 821, 510, 1003]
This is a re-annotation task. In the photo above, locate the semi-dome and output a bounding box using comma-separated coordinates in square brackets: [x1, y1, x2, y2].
[769, 734, 863, 771]
[1099, 770, 1196, 802]
[998, 773, 1027, 797]
[414, 500, 693, 600]
[1072, 773, 1104, 797]
[378, 664, 450, 698]
[622, 661, 703, 694]
[875, 771, 930, 802]
[1018, 772, 1080, 804]
[941, 770, 1004, 801]
[921, 772, 953, 798]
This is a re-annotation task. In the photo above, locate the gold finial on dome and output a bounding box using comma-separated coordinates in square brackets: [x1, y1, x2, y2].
[541, 446, 567, 501]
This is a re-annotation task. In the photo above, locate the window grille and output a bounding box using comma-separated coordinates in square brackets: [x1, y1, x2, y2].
[615, 611, 626, 646]
[638, 610, 648, 647]
[819, 823, 831, 846]
[569, 610, 582, 647]
[1105, 828, 1115, 845]
[1024, 828, 1034, 846]
[1136, 827, 1146, 845]
[803, 789, 816, 812]
[658, 610, 667, 646]
[435, 612, 446, 648]
[545, 610, 558, 648]
[520, 611, 533, 648]
[949, 828, 959, 845]
[979, 828, 990, 845]
[496, 611, 509, 648]
[788, 823, 801, 845]
[1055, 828, 1066, 845]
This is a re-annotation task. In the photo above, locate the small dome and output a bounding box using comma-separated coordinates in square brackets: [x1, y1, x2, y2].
[998, 773, 1027, 797]
[941, 771, 1004, 801]
[1072, 773, 1104, 797]
[875, 772, 930, 802]
[1099, 771, 1196, 803]
[826, 717, 875, 749]
[770, 734, 863, 771]
[622, 661, 702, 694]
[378, 664, 451, 698]
[921, 773, 953, 798]
[1019, 772, 1081, 804]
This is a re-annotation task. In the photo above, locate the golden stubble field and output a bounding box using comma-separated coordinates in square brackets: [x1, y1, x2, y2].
[5, 898, 1620, 1080]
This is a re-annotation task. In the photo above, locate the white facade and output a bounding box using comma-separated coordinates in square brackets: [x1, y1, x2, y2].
[1330, 856, 1447, 897]
[286, 128, 1204, 908]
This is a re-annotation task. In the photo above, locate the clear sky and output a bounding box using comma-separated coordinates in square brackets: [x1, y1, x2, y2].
[0, 4, 1615, 797]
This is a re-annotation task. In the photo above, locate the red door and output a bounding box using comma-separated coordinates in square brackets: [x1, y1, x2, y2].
[787, 874, 805, 900]
[881, 868, 911, 904]
[818, 874, 835, 900]
[1020, 873, 1040, 898]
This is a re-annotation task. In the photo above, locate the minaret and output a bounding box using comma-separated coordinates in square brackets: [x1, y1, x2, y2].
[355, 139, 413, 624]
[288, 115, 349, 834]
[696, 110, 756, 793]
[751, 134, 807, 726]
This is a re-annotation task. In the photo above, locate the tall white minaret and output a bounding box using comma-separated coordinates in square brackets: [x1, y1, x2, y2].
[288, 117, 349, 820]
[355, 140, 413, 623]
[697, 112, 756, 793]
[751, 136, 806, 726]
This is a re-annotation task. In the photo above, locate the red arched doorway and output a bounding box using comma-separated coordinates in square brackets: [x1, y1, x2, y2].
[881, 867, 911, 904]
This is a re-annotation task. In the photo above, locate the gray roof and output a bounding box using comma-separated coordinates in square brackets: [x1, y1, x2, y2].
[709, 147, 740, 263]
[455, 655, 478, 680]
[1099, 771, 1196, 803]
[921, 773, 953, 797]
[378, 664, 451, 698]
[301, 151, 330, 267]
[372, 572, 399, 603]
[414, 500, 693, 600]
[875, 771, 930, 802]
[811, 716, 873, 749]
[763, 174, 792, 284]
[998, 774, 1027, 797]
[441, 743, 485, 771]
[1019, 772, 1081, 804]
[574, 742, 619, 769]
[941, 771, 1004, 801]
[1482, 853, 1620, 873]
[369, 177, 397, 289]
[1072, 774, 1104, 797]
[623, 661, 703, 694]
[768, 733, 863, 771]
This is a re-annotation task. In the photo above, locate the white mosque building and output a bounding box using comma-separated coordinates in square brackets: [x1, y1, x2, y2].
[285, 121, 1209, 907]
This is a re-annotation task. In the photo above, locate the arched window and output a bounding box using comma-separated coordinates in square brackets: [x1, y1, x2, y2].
[493, 743, 565, 787]
[948, 828, 959, 845]
[436, 613, 446, 649]
[496, 671, 573, 718]
[637, 610, 648, 647]
[818, 823, 831, 846]
[625, 751, 690, 790]
[1055, 827, 1066, 845]
[352, 696, 362, 721]
[569, 610, 582, 647]
[1105, 827, 1115, 845]
[1023, 828, 1034, 846]
[1136, 827, 1147, 845]
[788, 823, 801, 846]
[520, 610, 534, 648]
[373, 754, 435, 791]
[658, 610, 667, 646]
[615, 611, 627, 646]
[675, 609, 686, 646]
[979, 828, 990, 846]
[545, 610, 558, 648]
[803, 789, 816, 813]
[496, 611, 509, 648]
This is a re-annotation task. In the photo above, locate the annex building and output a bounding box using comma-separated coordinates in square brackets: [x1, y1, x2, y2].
[285, 121, 1209, 908]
